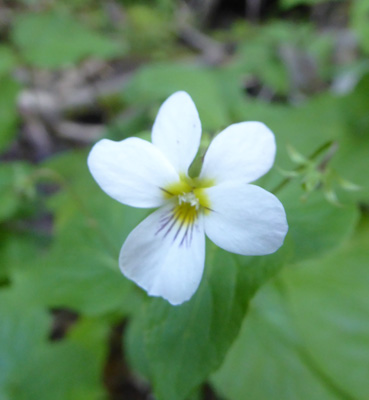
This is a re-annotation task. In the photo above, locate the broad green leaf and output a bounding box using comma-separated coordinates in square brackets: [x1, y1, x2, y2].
[0, 78, 19, 151]
[125, 305, 152, 381]
[12, 317, 108, 400]
[0, 163, 43, 281]
[14, 150, 146, 316]
[0, 290, 49, 397]
[11, 12, 121, 68]
[330, 74, 369, 202]
[0, 162, 34, 223]
[126, 242, 292, 400]
[212, 215, 368, 400]
[10, 342, 104, 400]
[124, 64, 230, 131]
[281, 0, 341, 8]
[283, 216, 369, 400]
[68, 317, 110, 362]
[279, 182, 359, 262]
[211, 281, 338, 400]
[330, 132, 369, 203]
[339, 74, 369, 137]
[351, 0, 369, 55]
[0, 46, 16, 76]
[0, 229, 47, 281]
[0, 286, 106, 400]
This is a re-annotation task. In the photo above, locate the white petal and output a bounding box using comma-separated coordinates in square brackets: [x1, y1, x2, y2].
[200, 122, 276, 184]
[88, 138, 179, 208]
[204, 182, 288, 255]
[152, 91, 201, 174]
[120, 204, 206, 305]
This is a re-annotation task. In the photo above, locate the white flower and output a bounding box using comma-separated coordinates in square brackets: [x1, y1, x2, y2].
[88, 91, 288, 305]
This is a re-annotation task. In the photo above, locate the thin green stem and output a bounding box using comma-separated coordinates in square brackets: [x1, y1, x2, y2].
[271, 175, 294, 195]
[308, 140, 335, 161]
[271, 140, 337, 195]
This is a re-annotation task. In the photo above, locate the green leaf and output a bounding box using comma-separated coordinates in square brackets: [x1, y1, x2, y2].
[0, 162, 34, 223]
[68, 317, 110, 363]
[211, 281, 338, 400]
[282, 216, 369, 400]
[124, 64, 231, 131]
[125, 305, 152, 381]
[11, 11, 121, 68]
[0, 228, 47, 281]
[330, 74, 369, 202]
[279, 182, 359, 262]
[0, 291, 50, 397]
[0, 78, 20, 151]
[281, 0, 340, 9]
[351, 0, 369, 55]
[212, 215, 368, 400]
[0, 290, 106, 400]
[127, 243, 291, 400]
[0, 46, 17, 76]
[10, 342, 104, 400]
[14, 150, 146, 316]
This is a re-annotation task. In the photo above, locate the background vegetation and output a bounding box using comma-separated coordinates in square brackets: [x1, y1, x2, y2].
[0, 0, 368, 399]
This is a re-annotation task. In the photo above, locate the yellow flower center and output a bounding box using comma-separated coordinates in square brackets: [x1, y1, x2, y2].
[157, 175, 214, 246]
[162, 174, 213, 216]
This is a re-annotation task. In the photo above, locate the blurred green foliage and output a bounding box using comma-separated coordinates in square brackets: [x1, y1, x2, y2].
[1, 0, 369, 400]
[0, 79, 19, 152]
[11, 11, 122, 68]
[124, 64, 231, 130]
[281, 0, 341, 8]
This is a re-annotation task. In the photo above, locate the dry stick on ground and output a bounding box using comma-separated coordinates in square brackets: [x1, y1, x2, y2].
[175, 3, 229, 65]
[18, 73, 132, 117]
[279, 44, 324, 98]
[177, 23, 228, 65]
[17, 14, 228, 145]
[18, 73, 132, 143]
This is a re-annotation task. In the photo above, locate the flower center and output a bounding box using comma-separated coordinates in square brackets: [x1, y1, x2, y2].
[161, 174, 213, 213]
[178, 192, 199, 210]
[156, 176, 214, 246]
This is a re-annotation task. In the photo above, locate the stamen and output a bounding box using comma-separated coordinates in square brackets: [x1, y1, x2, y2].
[178, 192, 199, 210]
